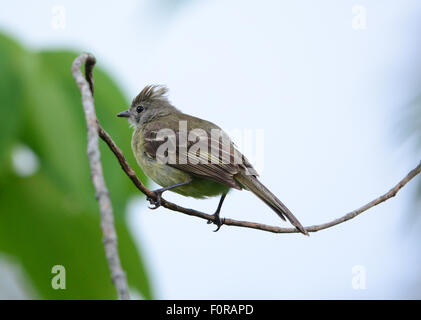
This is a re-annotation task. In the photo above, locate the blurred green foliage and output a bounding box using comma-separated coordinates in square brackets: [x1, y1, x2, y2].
[0, 32, 152, 299]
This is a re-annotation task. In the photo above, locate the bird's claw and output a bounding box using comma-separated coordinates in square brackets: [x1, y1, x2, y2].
[207, 214, 223, 232]
[147, 191, 162, 209]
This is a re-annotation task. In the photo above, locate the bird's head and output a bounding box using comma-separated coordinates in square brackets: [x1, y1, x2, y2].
[117, 85, 177, 126]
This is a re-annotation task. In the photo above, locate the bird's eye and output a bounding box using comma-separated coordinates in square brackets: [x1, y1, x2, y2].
[136, 105, 144, 113]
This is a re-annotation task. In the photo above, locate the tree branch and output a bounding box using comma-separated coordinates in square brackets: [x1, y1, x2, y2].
[72, 53, 130, 300]
[74, 53, 421, 240]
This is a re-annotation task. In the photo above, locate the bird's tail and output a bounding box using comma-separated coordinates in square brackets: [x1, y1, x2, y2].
[234, 173, 308, 235]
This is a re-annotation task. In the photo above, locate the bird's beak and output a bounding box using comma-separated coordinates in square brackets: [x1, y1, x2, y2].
[117, 110, 130, 118]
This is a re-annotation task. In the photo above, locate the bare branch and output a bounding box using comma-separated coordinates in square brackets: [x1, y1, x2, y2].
[72, 53, 130, 300]
[101, 127, 421, 234]
[76, 53, 421, 240]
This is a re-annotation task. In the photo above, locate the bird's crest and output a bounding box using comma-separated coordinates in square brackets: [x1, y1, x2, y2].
[133, 85, 169, 105]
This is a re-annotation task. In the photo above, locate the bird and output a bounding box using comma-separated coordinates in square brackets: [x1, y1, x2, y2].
[117, 85, 307, 235]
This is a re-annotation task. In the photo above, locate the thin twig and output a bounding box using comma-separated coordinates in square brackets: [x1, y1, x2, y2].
[72, 53, 130, 300]
[75, 53, 421, 239]
[99, 123, 421, 234]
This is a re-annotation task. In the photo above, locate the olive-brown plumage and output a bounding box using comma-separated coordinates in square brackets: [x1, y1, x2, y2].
[118, 85, 307, 235]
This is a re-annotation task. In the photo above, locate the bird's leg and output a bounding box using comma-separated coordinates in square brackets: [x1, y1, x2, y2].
[147, 180, 192, 209]
[207, 193, 227, 232]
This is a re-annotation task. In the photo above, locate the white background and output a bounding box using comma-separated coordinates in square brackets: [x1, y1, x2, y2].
[1, 0, 421, 299]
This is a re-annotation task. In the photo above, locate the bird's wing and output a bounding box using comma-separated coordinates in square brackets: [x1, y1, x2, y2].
[142, 114, 257, 189]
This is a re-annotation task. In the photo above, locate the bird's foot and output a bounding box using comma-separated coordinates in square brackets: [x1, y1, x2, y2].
[146, 181, 192, 210]
[147, 189, 164, 209]
[207, 213, 224, 232]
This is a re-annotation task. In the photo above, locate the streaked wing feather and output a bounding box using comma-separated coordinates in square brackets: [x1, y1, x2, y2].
[142, 116, 257, 189]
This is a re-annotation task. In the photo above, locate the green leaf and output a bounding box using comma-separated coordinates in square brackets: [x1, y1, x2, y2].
[0, 34, 25, 174]
[0, 32, 153, 299]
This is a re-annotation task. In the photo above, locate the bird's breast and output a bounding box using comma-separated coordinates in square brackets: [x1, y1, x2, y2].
[131, 127, 192, 188]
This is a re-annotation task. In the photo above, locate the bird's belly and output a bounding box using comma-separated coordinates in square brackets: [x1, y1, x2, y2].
[137, 153, 191, 188]
[137, 155, 229, 198]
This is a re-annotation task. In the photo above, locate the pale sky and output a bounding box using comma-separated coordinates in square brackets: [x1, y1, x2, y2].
[1, 0, 421, 299]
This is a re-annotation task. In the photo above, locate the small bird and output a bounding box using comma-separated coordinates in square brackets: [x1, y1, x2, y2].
[117, 85, 307, 235]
